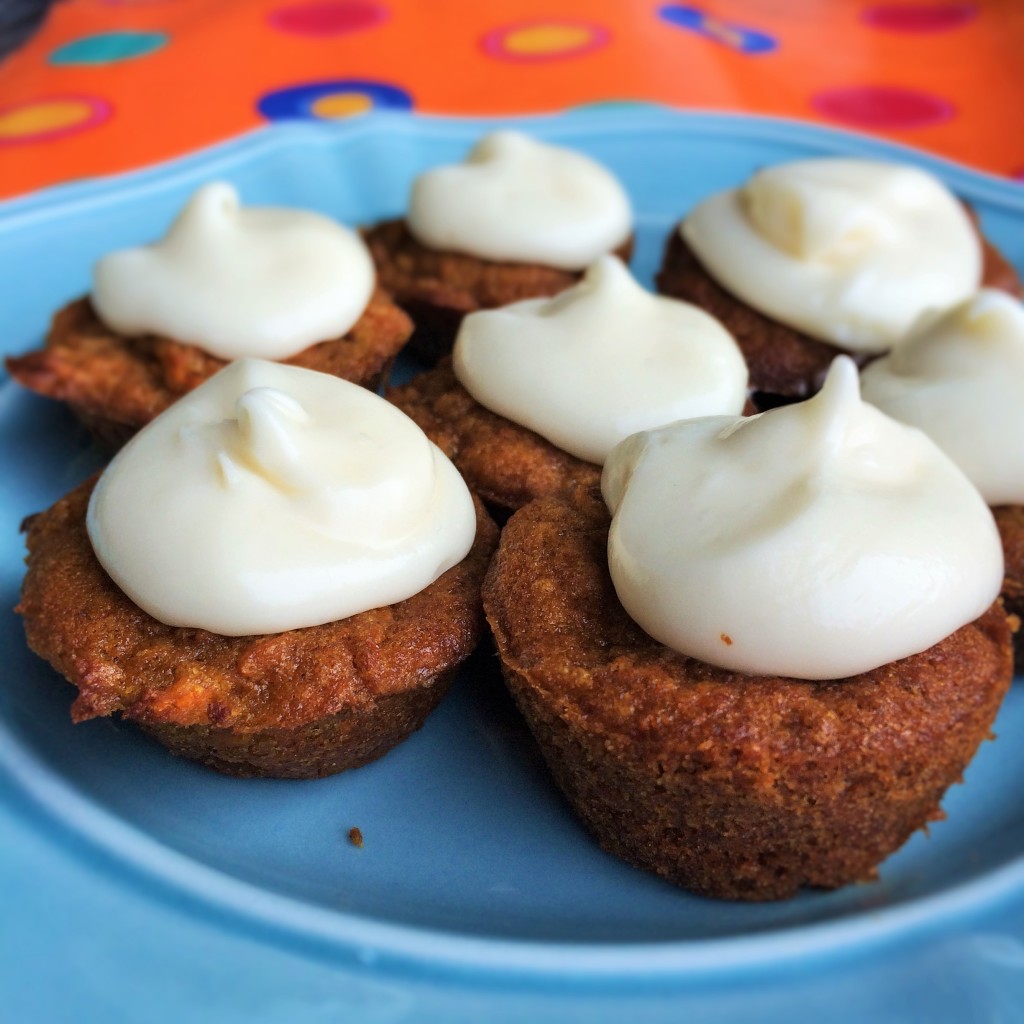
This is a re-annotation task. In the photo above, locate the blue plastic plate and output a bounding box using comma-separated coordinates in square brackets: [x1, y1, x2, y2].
[3, 109, 1024, 1022]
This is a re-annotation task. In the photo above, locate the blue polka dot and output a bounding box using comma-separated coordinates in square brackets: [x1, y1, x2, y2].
[50, 31, 168, 66]
[658, 6, 777, 54]
[258, 80, 413, 122]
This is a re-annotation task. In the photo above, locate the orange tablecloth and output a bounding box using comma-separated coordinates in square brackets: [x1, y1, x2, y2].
[1, 0, 1022, 201]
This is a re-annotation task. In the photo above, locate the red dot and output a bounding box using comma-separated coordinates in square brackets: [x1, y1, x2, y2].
[812, 85, 954, 130]
[862, 4, 977, 32]
[267, 2, 388, 36]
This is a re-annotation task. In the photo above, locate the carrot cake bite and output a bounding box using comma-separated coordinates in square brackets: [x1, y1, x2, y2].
[484, 357, 1012, 900]
[861, 289, 1024, 665]
[18, 358, 497, 779]
[657, 158, 1020, 403]
[365, 131, 633, 362]
[7, 183, 412, 448]
[387, 255, 748, 511]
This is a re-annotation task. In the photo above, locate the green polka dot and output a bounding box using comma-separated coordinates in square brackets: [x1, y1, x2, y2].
[50, 31, 168, 67]
[571, 99, 656, 113]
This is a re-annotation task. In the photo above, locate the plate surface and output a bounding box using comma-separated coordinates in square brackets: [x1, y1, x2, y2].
[3, 109, 1024, 1020]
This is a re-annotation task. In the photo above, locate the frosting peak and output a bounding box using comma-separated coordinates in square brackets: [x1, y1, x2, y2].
[861, 289, 1024, 505]
[602, 357, 1003, 679]
[453, 255, 747, 464]
[91, 183, 375, 360]
[223, 386, 313, 492]
[683, 158, 981, 352]
[87, 359, 476, 636]
[743, 161, 914, 262]
[406, 131, 632, 270]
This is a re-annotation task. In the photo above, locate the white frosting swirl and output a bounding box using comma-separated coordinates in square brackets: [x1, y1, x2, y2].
[453, 256, 748, 464]
[602, 357, 1002, 680]
[407, 131, 632, 270]
[91, 183, 375, 360]
[861, 289, 1024, 506]
[87, 359, 476, 636]
[682, 159, 981, 352]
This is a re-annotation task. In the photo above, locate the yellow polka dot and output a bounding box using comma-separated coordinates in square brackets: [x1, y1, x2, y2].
[0, 100, 94, 139]
[310, 93, 374, 119]
[504, 25, 592, 55]
[702, 17, 745, 48]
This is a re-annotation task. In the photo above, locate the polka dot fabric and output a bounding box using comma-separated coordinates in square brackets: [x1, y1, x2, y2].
[0, 0, 1019, 200]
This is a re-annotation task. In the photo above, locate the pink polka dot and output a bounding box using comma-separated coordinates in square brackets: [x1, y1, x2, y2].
[267, 2, 388, 36]
[812, 85, 954, 130]
[862, 4, 977, 32]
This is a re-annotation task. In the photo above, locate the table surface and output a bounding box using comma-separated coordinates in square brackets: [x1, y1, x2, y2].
[1, 0, 1024, 202]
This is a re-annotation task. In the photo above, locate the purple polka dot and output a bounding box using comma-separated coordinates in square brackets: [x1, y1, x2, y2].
[812, 85, 954, 130]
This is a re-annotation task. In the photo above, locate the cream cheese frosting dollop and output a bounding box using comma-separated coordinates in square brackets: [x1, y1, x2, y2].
[453, 255, 748, 464]
[407, 131, 632, 270]
[602, 357, 1002, 680]
[682, 159, 981, 352]
[861, 289, 1024, 505]
[91, 182, 375, 360]
[87, 359, 476, 636]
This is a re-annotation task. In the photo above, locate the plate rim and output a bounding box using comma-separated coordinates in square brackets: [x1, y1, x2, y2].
[3, 691, 1024, 983]
[2, 106, 1023, 232]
